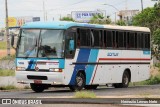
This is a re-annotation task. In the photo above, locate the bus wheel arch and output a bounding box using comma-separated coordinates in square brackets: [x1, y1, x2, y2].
[114, 69, 131, 88]
[124, 68, 131, 82]
[69, 70, 86, 91]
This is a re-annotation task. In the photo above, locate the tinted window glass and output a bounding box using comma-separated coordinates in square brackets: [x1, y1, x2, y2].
[93, 30, 100, 47]
[144, 34, 150, 49]
[118, 32, 124, 48]
[106, 31, 112, 47]
[80, 29, 90, 47]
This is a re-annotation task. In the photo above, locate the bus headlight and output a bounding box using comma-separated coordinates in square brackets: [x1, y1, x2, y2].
[16, 67, 26, 71]
[49, 68, 63, 72]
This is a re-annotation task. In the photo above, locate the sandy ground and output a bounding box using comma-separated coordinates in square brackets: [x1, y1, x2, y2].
[150, 66, 159, 76]
[0, 49, 15, 58]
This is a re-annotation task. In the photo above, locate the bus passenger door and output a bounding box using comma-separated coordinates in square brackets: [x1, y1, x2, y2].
[65, 31, 76, 59]
[64, 30, 77, 84]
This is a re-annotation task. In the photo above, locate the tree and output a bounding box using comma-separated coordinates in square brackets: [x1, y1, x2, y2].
[132, 2, 160, 32]
[89, 14, 111, 24]
[153, 28, 160, 45]
[132, 2, 160, 60]
[60, 17, 75, 22]
[116, 20, 126, 26]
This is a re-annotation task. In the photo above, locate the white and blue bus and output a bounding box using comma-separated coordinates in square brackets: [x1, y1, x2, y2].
[12, 21, 151, 92]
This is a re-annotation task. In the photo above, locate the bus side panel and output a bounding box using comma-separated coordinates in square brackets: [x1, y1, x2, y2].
[91, 49, 124, 84]
[91, 50, 150, 84]
[138, 50, 150, 81]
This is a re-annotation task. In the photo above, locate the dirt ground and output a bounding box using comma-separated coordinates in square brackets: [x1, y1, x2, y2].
[0, 49, 15, 58]
[150, 66, 159, 76]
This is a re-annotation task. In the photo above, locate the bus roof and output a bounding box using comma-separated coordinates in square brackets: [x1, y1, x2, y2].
[22, 21, 150, 32]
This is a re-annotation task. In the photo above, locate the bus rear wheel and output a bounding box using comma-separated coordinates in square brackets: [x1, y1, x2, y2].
[30, 83, 45, 93]
[69, 72, 85, 91]
[114, 71, 130, 88]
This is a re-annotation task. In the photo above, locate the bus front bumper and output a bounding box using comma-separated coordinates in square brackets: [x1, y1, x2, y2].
[15, 71, 64, 85]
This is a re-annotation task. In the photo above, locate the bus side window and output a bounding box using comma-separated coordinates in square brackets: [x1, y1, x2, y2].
[106, 30, 112, 48]
[115, 31, 118, 48]
[112, 31, 116, 48]
[124, 32, 127, 48]
[135, 33, 137, 49]
[127, 32, 130, 48]
[118, 31, 124, 48]
[144, 33, 150, 49]
[100, 30, 103, 47]
[77, 28, 80, 48]
[80, 29, 90, 47]
[103, 30, 107, 48]
[93, 30, 100, 47]
[137, 33, 141, 49]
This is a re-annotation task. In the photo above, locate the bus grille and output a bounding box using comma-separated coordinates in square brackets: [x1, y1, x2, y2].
[27, 75, 48, 80]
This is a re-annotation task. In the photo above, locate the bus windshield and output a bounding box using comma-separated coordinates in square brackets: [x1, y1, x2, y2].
[17, 29, 64, 58]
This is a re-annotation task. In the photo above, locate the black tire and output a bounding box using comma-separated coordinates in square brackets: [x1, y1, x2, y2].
[69, 72, 85, 91]
[114, 71, 130, 88]
[84, 85, 98, 90]
[30, 83, 45, 93]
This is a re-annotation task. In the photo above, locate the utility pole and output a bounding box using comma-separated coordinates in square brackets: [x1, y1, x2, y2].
[5, 0, 10, 56]
[125, 0, 128, 10]
[115, 12, 117, 23]
[141, 0, 144, 11]
[43, 0, 45, 21]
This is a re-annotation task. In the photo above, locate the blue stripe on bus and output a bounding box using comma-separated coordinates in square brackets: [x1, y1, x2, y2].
[143, 51, 150, 55]
[69, 48, 91, 85]
[59, 59, 65, 68]
[27, 59, 34, 70]
[31, 59, 36, 69]
[85, 49, 99, 85]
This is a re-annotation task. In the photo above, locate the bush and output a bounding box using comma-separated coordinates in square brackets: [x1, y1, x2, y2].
[0, 41, 7, 50]
[144, 76, 160, 85]
[0, 85, 17, 90]
[0, 54, 15, 60]
[0, 69, 15, 76]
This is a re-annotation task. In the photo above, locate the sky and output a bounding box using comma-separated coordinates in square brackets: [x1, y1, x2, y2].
[0, 0, 158, 28]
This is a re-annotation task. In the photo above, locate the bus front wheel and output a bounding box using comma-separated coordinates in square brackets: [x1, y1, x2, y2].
[30, 83, 45, 93]
[114, 71, 130, 88]
[69, 72, 85, 91]
[84, 85, 98, 90]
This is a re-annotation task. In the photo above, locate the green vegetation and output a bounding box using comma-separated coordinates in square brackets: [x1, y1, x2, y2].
[0, 85, 17, 90]
[116, 20, 126, 26]
[0, 41, 7, 50]
[0, 69, 15, 76]
[132, 3, 160, 32]
[60, 17, 75, 22]
[131, 76, 160, 86]
[132, 2, 160, 46]
[89, 14, 111, 24]
[74, 91, 96, 98]
[153, 28, 160, 45]
[0, 54, 15, 60]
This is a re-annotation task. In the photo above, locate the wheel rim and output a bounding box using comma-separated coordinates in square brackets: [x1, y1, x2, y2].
[76, 76, 83, 87]
[123, 74, 129, 85]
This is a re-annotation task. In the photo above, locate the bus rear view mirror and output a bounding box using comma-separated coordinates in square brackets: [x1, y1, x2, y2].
[11, 35, 16, 49]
